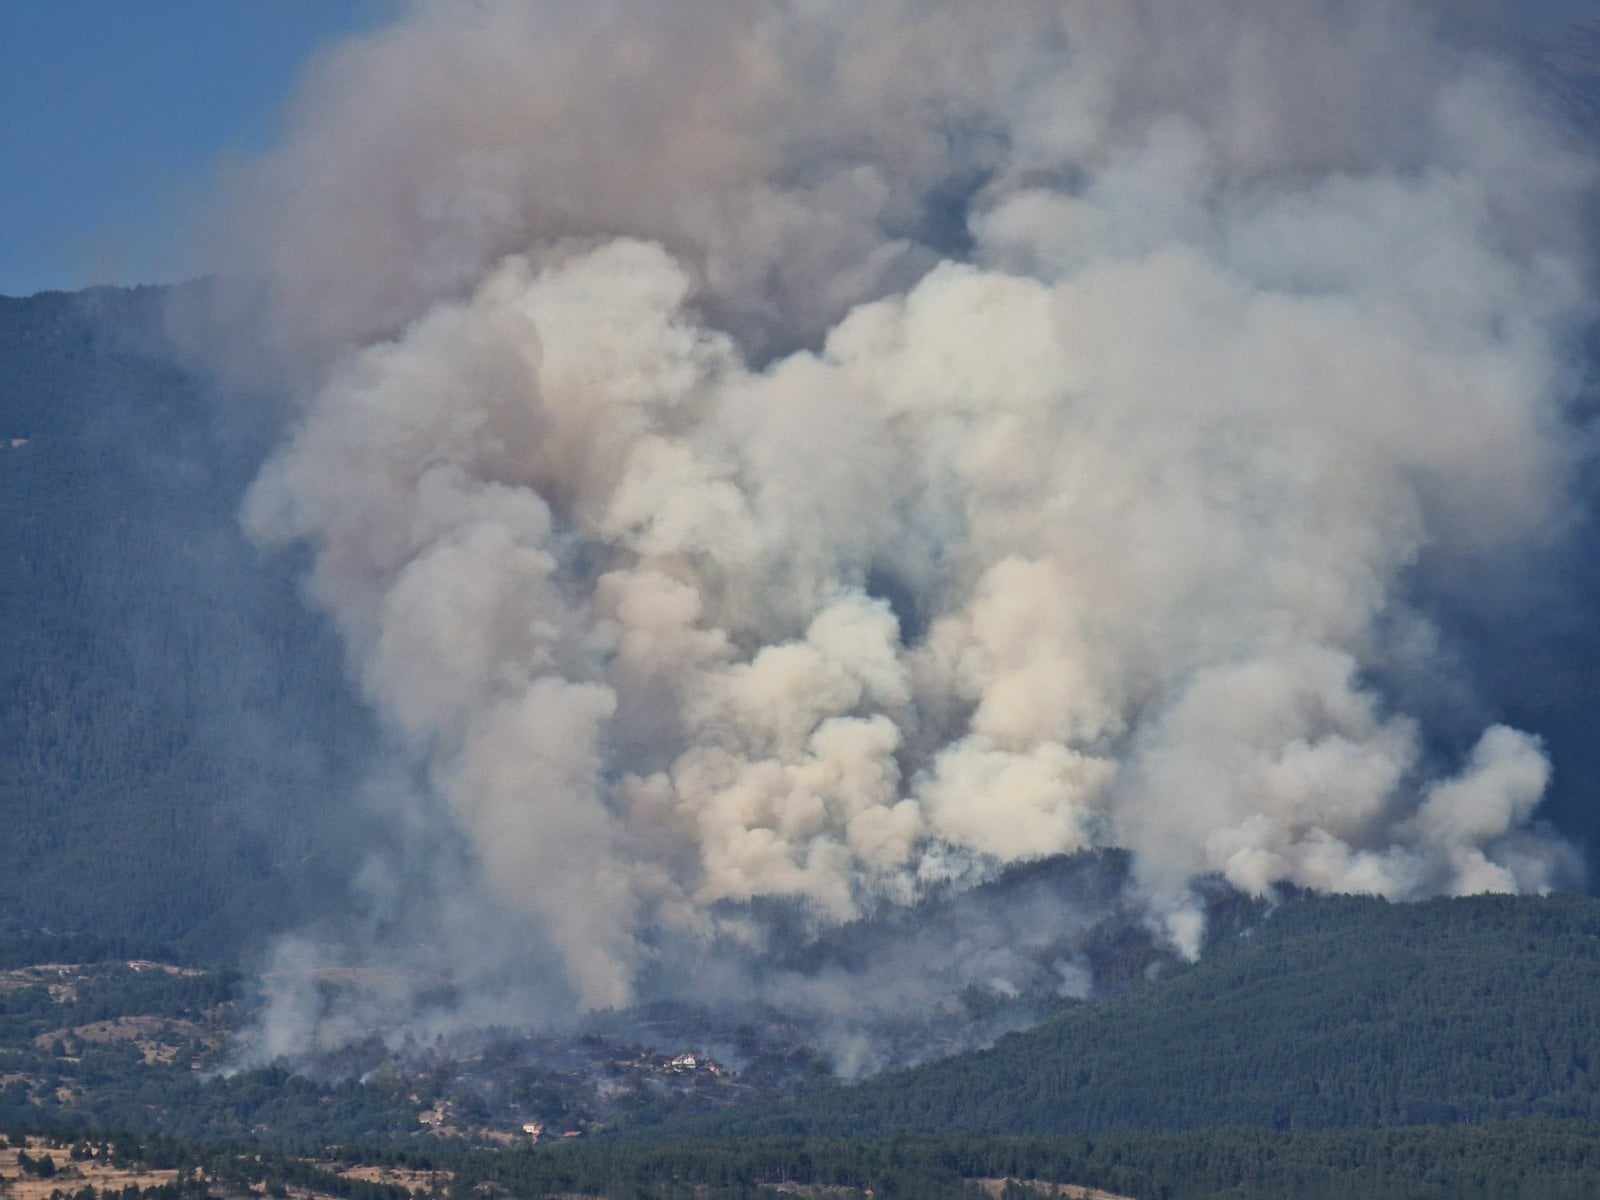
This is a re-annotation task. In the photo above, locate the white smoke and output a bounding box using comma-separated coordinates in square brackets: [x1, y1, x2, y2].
[232, 0, 1592, 1015]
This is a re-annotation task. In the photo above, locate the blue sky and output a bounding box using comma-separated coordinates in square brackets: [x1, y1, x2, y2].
[0, 0, 1591, 299]
[0, 0, 401, 298]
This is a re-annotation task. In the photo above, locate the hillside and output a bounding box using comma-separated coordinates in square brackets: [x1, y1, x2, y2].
[11, 896, 1600, 1197]
[704, 893, 1600, 1138]
[0, 286, 373, 959]
[11, 891, 1600, 1149]
[2, 21, 1600, 969]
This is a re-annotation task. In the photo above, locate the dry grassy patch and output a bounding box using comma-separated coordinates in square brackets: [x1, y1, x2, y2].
[0, 962, 203, 1010]
[245, 1184, 357, 1200]
[0, 1138, 177, 1200]
[0, 966, 84, 1005]
[335, 1164, 453, 1191]
[31, 1016, 214, 1066]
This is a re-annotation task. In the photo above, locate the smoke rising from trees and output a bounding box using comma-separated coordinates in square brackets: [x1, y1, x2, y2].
[217, 1, 1595, 1051]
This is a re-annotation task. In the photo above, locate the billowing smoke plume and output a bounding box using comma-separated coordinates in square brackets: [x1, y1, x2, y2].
[227, 0, 1592, 1028]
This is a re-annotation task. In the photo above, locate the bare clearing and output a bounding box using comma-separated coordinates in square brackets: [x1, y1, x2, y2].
[334, 1164, 454, 1191]
[0, 962, 206, 1009]
[0, 1138, 178, 1200]
[0, 966, 85, 1004]
[32, 1015, 215, 1065]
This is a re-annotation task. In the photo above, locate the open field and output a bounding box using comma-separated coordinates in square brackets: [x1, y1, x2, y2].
[0, 1138, 179, 1200]
[329, 1163, 453, 1192]
[0, 967, 86, 1006]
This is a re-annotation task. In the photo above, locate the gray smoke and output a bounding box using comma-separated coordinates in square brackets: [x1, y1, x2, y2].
[222, 0, 1593, 1051]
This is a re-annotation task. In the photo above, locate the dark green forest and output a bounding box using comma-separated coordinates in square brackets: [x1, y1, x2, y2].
[700, 894, 1600, 1138]
[0, 287, 374, 960]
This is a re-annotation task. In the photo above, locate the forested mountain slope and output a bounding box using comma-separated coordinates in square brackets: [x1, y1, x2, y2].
[0, 286, 372, 959]
[0, 11, 1597, 1007]
[6, 280, 1600, 974]
[705, 893, 1600, 1137]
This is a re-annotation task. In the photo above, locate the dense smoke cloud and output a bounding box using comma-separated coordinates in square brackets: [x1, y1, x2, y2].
[229, 0, 1592, 1028]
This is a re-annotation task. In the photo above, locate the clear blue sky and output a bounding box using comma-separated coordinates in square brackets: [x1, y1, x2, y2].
[0, 0, 402, 298]
[0, 0, 1591, 300]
